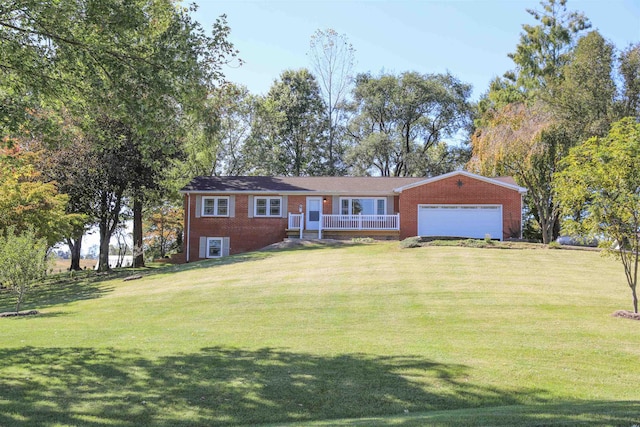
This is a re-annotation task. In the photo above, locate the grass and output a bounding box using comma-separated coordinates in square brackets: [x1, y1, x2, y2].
[51, 258, 96, 273]
[0, 241, 638, 426]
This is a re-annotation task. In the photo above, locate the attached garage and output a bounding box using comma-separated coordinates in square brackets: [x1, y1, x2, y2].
[417, 204, 503, 240]
[396, 171, 528, 241]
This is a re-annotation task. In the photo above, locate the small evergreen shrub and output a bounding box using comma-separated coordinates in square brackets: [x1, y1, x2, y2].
[399, 236, 422, 249]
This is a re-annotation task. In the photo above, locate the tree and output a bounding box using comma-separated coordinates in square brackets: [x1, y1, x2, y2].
[507, 0, 590, 95]
[246, 69, 326, 176]
[0, 147, 80, 247]
[184, 84, 257, 177]
[0, 227, 50, 313]
[554, 118, 640, 313]
[309, 28, 355, 175]
[347, 71, 472, 176]
[551, 31, 615, 140]
[36, 117, 99, 270]
[2, 1, 239, 270]
[470, 0, 593, 242]
[617, 43, 640, 120]
[144, 201, 183, 259]
[468, 102, 568, 243]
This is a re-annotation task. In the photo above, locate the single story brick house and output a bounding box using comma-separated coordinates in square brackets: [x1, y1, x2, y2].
[179, 171, 527, 261]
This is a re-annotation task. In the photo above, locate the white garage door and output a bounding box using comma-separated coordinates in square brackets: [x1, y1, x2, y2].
[417, 205, 503, 240]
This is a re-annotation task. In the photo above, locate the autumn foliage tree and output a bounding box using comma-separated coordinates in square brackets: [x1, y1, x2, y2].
[144, 202, 183, 259]
[468, 102, 568, 243]
[0, 146, 80, 247]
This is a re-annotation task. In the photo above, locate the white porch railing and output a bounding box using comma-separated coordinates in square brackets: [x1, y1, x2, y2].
[288, 213, 303, 229]
[322, 214, 400, 230]
[288, 213, 400, 238]
[288, 213, 304, 238]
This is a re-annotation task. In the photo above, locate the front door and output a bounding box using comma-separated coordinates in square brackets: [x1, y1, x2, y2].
[306, 197, 322, 230]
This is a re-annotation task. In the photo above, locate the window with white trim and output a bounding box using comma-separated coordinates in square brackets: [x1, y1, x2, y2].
[340, 198, 386, 215]
[206, 237, 223, 258]
[255, 197, 281, 217]
[202, 197, 229, 217]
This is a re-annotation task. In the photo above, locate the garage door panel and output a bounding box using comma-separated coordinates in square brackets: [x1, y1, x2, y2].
[418, 205, 502, 240]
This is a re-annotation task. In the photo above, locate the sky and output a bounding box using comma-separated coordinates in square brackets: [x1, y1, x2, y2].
[192, 0, 640, 100]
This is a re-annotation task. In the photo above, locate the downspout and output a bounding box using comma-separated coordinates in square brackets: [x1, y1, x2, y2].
[520, 193, 524, 239]
[186, 193, 191, 262]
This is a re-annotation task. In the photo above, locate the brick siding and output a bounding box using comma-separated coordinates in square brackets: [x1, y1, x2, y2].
[184, 194, 336, 261]
[183, 175, 523, 261]
[398, 175, 522, 240]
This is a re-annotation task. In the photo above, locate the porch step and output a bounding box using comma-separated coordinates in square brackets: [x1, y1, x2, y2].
[286, 231, 322, 239]
[301, 231, 321, 239]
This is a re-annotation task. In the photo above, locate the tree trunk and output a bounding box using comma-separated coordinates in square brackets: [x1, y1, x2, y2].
[15, 285, 23, 313]
[633, 287, 638, 314]
[176, 229, 183, 253]
[67, 230, 84, 271]
[98, 222, 111, 272]
[133, 196, 145, 268]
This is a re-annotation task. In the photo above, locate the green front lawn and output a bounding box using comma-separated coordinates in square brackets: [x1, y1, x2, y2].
[0, 242, 638, 426]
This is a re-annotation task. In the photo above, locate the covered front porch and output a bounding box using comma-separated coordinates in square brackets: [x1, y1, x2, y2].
[286, 213, 400, 240]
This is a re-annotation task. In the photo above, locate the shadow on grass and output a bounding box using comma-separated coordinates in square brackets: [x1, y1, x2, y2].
[2, 240, 368, 314]
[0, 279, 113, 313]
[0, 346, 563, 426]
[0, 250, 276, 313]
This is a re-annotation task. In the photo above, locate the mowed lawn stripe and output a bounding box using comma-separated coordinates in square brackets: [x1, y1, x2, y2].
[0, 242, 637, 426]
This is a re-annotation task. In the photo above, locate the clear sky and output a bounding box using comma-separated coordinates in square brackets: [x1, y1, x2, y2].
[192, 0, 640, 100]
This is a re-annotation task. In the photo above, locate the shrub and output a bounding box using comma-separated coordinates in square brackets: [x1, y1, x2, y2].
[0, 227, 50, 312]
[399, 236, 422, 249]
[351, 237, 375, 244]
[548, 241, 562, 250]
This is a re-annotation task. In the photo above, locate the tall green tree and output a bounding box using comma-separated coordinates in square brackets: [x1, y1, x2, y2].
[617, 43, 640, 119]
[309, 28, 355, 175]
[555, 118, 640, 313]
[551, 31, 615, 140]
[507, 0, 590, 95]
[347, 71, 472, 177]
[184, 84, 257, 177]
[477, 0, 590, 120]
[246, 69, 326, 176]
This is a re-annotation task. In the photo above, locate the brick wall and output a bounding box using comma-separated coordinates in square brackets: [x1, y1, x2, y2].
[183, 193, 334, 262]
[398, 175, 522, 240]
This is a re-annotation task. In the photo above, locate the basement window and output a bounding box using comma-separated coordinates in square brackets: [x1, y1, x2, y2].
[206, 237, 223, 258]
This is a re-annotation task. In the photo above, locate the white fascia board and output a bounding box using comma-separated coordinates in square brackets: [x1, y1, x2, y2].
[393, 170, 528, 194]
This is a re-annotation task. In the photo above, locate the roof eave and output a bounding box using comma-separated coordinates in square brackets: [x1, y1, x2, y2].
[394, 170, 528, 194]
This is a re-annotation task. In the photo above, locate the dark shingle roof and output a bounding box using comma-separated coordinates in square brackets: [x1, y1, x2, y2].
[181, 176, 425, 194]
[180, 173, 526, 194]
